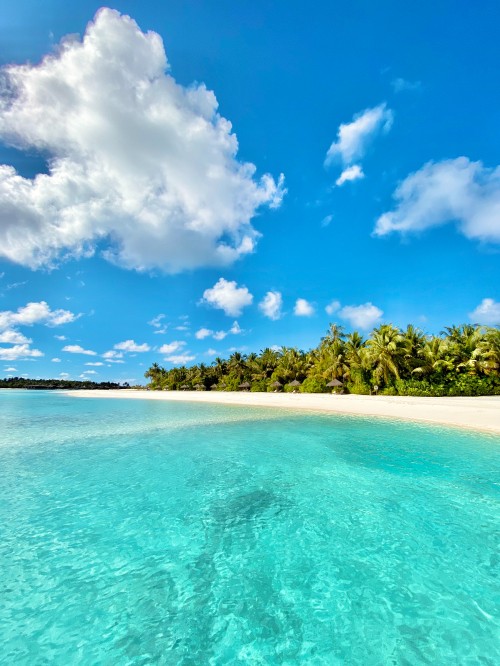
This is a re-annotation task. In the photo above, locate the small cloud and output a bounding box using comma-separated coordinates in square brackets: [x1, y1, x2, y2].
[339, 302, 383, 330]
[174, 325, 189, 331]
[114, 340, 151, 353]
[85, 361, 104, 366]
[201, 278, 253, 316]
[0, 344, 44, 360]
[469, 298, 500, 325]
[321, 215, 333, 228]
[335, 164, 365, 187]
[62, 344, 97, 356]
[54, 335, 66, 341]
[325, 300, 341, 316]
[229, 321, 242, 335]
[149, 314, 166, 329]
[4, 367, 16, 372]
[81, 370, 97, 375]
[51, 357, 61, 363]
[391, 77, 421, 93]
[294, 298, 315, 317]
[195, 328, 213, 340]
[159, 341, 185, 354]
[164, 353, 196, 365]
[213, 330, 227, 341]
[325, 103, 393, 167]
[102, 350, 123, 359]
[0, 329, 32, 344]
[259, 291, 283, 320]
[0, 301, 79, 329]
[205, 348, 217, 356]
[59, 372, 70, 379]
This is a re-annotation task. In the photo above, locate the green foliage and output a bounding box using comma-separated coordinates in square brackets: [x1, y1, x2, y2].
[346, 380, 370, 395]
[0, 377, 122, 390]
[380, 386, 398, 395]
[250, 380, 268, 392]
[299, 377, 327, 393]
[143, 322, 500, 396]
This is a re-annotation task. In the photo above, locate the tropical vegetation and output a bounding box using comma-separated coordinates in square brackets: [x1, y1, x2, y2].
[145, 323, 500, 396]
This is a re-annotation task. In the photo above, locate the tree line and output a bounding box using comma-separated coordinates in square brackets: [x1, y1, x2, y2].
[0, 377, 125, 390]
[145, 323, 500, 396]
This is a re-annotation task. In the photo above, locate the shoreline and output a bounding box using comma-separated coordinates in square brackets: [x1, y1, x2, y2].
[65, 390, 500, 435]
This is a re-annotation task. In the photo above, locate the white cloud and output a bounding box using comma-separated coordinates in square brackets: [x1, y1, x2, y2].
[0, 329, 31, 344]
[60, 372, 70, 379]
[325, 300, 341, 316]
[159, 341, 185, 354]
[335, 164, 365, 187]
[0, 301, 77, 330]
[114, 340, 151, 352]
[201, 278, 253, 316]
[85, 361, 104, 366]
[174, 325, 189, 331]
[0, 344, 43, 360]
[81, 370, 97, 375]
[469, 298, 500, 325]
[0, 9, 285, 273]
[4, 367, 16, 372]
[374, 157, 500, 243]
[54, 335, 66, 341]
[339, 303, 383, 330]
[325, 103, 393, 167]
[205, 348, 217, 356]
[148, 314, 166, 329]
[62, 344, 97, 356]
[164, 353, 195, 365]
[294, 298, 315, 317]
[213, 330, 227, 341]
[259, 291, 283, 320]
[229, 321, 242, 335]
[195, 327, 213, 340]
[102, 350, 123, 359]
[51, 357, 61, 363]
[321, 214, 333, 228]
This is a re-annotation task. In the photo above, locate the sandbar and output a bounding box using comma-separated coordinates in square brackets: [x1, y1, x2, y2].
[67, 390, 500, 435]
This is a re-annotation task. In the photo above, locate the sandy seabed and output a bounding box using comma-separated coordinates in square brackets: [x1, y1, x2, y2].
[67, 390, 500, 435]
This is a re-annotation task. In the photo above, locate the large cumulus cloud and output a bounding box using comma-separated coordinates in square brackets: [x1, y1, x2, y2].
[0, 8, 285, 271]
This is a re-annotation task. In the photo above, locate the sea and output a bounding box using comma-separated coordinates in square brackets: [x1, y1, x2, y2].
[0, 389, 499, 665]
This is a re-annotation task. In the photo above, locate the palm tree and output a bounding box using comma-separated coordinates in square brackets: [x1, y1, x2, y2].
[401, 325, 426, 378]
[412, 337, 453, 377]
[366, 324, 404, 386]
[474, 327, 500, 375]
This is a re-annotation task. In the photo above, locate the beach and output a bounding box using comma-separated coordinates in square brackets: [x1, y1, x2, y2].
[68, 390, 500, 435]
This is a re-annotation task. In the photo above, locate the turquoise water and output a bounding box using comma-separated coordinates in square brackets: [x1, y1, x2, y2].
[0, 390, 499, 665]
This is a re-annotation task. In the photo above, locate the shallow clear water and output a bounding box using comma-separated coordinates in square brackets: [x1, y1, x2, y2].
[0, 390, 499, 665]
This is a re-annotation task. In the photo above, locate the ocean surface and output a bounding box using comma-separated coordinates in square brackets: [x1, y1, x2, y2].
[0, 390, 499, 665]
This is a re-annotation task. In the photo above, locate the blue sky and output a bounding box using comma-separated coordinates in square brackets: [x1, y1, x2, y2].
[0, 0, 499, 384]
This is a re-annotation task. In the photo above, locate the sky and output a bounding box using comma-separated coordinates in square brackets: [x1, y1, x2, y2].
[0, 0, 499, 384]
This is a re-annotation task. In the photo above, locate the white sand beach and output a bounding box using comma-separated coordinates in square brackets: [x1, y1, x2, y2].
[68, 390, 500, 435]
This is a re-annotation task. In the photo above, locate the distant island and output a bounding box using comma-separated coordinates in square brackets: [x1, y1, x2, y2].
[145, 323, 500, 396]
[0, 378, 128, 390]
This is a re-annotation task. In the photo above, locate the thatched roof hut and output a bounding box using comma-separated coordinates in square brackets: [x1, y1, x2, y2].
[239, 381, 251, 391]
[326, 379, 343, 387]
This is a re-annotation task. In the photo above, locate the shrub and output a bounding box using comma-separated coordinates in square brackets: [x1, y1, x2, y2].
[300, 377, 327, 393]
[250, 380, 268, 392]
[346, 380, 370, 395]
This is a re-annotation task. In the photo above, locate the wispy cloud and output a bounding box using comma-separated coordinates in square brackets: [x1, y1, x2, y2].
[374, 157, 500, 244]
